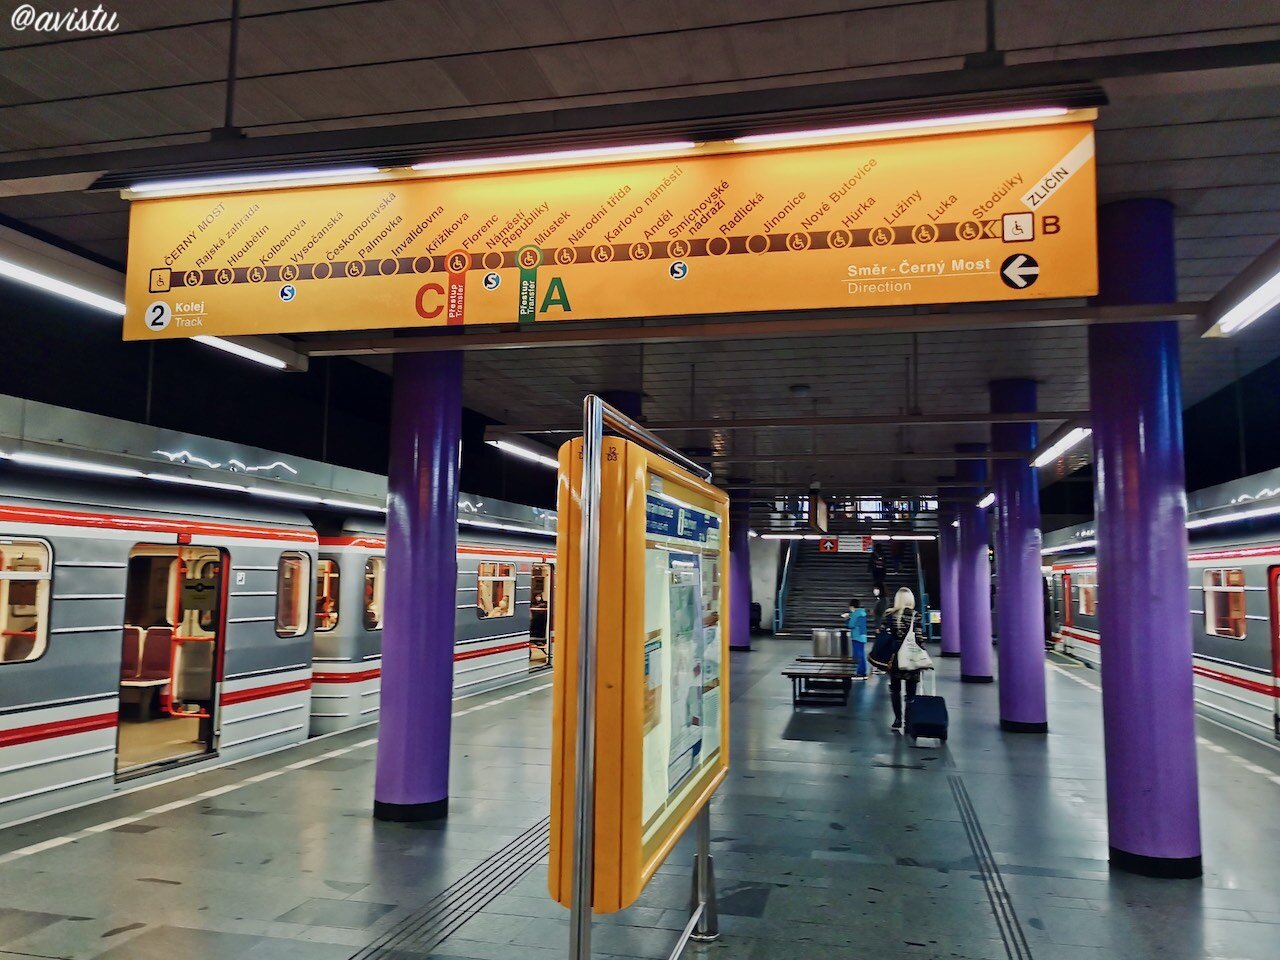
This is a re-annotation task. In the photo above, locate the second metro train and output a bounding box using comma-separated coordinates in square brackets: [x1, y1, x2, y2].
[0, 470, 555, 828]
[1044, 466, 1280, 741]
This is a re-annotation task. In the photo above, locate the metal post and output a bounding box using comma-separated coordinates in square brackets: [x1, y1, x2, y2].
[569, 395, 715, 960]
[569, 396, 604, 960]
[691, 805, 719, 942]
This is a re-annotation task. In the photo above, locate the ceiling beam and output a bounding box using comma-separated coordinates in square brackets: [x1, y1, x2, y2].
[485, 410, 1087, 439]
[2, 39, 1273, 191]
[300, 303, 1203, 356]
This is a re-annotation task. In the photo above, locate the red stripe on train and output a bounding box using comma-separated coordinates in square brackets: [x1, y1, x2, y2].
[221, 678, 312, 705]
[453, 640, 530, 662]
[0, 712, 117, 748]
[312, 668, 381, 684]
[0, 504, 316, 544]
[1058, 630, 1279, 696]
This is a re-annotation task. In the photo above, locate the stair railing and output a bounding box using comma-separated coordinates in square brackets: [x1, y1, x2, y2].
[774, 539, 797, 633]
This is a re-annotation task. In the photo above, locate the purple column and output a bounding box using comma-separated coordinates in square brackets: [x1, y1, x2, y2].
[373, 351, 463, 821]
[936, 485, 961, 658]
[991, 380, 1047, 732]
[1090, 199, 1200, 877]
[729, 489, 752, 651]
[956, 445, 994, 683]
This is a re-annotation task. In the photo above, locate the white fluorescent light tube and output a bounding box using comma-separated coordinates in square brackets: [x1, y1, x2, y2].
[0, 255, 125, 315]
[1186, 503, 1280, 530]
[8, 451, 142, 478]
[487, 439, 559, 470]
[1216, 269, 1280, 335]
[131, 166, 382, 197]
[870, 534, 892, 541]
[322, 497, 387, 513]
[892, 534, 936, 541]
[978, 493, 996, 509]
[414, 141, 697, 173]
[147, 473, 246, 493]
[193, 335, 289, 369]
[248, 487, 324, 504]
[1033, 427, 1092, 468]
[1040, 539, 1097, 555]
[734, 107, 1070, 146]
[759, 533, 804, 540]
[460, 517, 556, 536]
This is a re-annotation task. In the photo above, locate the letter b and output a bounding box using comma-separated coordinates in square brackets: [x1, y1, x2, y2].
[1042, 215, 1061, 235]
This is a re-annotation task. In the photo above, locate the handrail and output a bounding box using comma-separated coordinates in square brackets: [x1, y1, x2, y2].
[774, 539, 796, 633]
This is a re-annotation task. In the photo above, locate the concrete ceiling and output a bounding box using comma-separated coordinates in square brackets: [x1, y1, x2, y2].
[1, 1, 1278, 514]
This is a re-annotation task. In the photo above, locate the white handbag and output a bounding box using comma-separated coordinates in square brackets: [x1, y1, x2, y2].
[896, 626, 934, 671]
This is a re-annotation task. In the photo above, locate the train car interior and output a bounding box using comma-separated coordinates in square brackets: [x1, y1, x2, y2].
[117, 545, 223, 776]
[315, 558, 340, 633]
[529, 561, 552, 667]
[0, 538, 51, 665]
[363, 557, 385, 630]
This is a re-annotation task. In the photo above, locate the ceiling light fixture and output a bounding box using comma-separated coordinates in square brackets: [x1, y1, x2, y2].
[1214, 267, 1280, 335]
[130, 166, 382, 198]
[321, 497, 387, 514]
[0, 255, 125, 315]
[193, 335, 289, 370]
[1185, 503, 1280, 530]
[248, 487, 323, 504]
[486, 439, 559, 470]
[977, 492, 996, 509]
[1032, 427, 1092, 468]
[413, 141, 697, 174]
[733, 107, 1071, 147]
[5, 450, 142, 479]
[459, 517, 557, 537]
[1041, 539, 1097, 555]
[147, 473, 247, 493]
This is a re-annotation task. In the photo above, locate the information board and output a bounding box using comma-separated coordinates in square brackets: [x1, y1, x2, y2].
[549, 438, 730, 913]
[123, 114, 1098, 340]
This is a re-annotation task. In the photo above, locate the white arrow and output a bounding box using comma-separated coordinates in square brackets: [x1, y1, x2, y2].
[1002, 255, 1040, 288]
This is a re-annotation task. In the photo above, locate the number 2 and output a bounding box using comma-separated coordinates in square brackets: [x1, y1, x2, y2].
[149, 305, 165, 327]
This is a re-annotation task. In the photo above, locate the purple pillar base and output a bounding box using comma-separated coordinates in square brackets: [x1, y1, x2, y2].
[373, 797, 449, 821]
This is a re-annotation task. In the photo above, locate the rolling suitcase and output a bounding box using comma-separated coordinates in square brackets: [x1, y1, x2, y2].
[905, 671, 948, 743]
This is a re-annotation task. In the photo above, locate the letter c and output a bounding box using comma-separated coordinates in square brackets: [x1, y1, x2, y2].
[415, 282, 445, 319]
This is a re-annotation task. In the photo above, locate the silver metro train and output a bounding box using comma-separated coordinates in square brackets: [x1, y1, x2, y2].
[0, 472, 555, 828]
[1044, 467, 1280, 741]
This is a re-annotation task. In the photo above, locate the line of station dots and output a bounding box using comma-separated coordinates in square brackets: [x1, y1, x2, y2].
[165, 219, 1001, 289]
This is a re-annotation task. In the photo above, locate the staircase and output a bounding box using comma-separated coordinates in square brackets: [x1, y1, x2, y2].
[777, 542, 920, 636]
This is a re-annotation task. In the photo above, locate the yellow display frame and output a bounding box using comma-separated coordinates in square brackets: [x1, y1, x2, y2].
[549, 435, 730, 914]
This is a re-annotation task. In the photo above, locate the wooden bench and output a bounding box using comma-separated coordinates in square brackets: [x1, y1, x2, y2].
[781, 658, 861, 707]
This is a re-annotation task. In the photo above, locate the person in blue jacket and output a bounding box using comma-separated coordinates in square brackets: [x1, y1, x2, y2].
[846, 597, 868, 679]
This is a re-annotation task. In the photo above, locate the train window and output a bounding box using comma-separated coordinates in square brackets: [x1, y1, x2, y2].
[275, 552, 311, 638]
[364, 557, 386, 631]
[477, 561, 515, 619]
[1203, 568, 1246, 640]
[315, 558, 340, 632]
[1076, 573, 1097, 616]
[0, 539, 51, 664]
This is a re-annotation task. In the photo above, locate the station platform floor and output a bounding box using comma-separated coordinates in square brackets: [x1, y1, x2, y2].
[2, 641, 1279, 960]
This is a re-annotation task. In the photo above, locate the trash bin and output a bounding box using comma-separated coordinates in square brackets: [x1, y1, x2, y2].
[811, 628, 851, 658]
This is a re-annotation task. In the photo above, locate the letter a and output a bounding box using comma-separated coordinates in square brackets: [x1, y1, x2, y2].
[540, 276, 572, 314]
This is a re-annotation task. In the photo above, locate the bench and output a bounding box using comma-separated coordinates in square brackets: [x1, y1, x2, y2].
[781, 659, 861, 707]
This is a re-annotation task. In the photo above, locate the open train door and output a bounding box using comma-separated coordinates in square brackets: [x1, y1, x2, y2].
[529, 561, 553, 670]
[1268, 567, 1280, 740]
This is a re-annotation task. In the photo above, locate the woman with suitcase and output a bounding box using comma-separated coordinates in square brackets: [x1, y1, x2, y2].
[882, 588, 926, 731]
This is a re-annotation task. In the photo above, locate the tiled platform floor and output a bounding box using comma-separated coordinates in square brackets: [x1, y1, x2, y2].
[2, 642, 1279, 959]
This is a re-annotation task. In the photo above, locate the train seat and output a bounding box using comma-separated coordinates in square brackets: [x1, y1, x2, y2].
[120, 625, 143, 679]
[138, 626, 173, 682]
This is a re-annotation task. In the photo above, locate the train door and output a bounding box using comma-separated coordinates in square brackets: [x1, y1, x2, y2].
[1268, 567, 1280, 739]
[116, 545, 225, 777]
[529, 562, 553, 669]
[1061, 573, 1073, 629]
